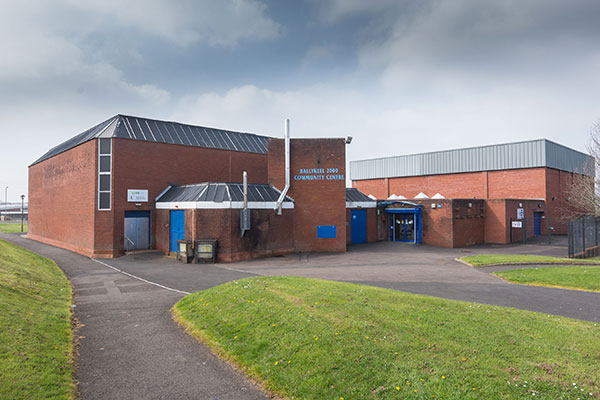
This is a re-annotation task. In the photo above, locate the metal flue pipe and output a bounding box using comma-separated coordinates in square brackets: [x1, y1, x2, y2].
[274, 119, 290, 215]
[243, 171, 248, 210]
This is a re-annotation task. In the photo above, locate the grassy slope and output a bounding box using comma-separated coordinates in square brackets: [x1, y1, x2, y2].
[495, 266, 600, 292]
[0, 222, 28, 233]
[174, 276, 600, 400]
[461, 254, 600, 266]
[0, 239, 74, 399]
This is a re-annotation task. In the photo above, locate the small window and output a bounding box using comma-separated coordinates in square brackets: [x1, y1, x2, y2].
[99, 192, 110, 210]
[98, 138, 112, 211]
[99, 138, 111, 155]
[99, 156, 111, 173]
[99, 175, 110, 191]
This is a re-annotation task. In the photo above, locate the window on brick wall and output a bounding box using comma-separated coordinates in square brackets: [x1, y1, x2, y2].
[98, 138, 111, 210]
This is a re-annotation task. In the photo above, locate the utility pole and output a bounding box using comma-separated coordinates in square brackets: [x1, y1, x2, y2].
[20, 194, 25, 233]
[3, 186, 6, 221]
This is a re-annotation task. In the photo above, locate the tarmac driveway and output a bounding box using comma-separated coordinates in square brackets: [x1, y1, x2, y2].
[101, 239, 600, 323]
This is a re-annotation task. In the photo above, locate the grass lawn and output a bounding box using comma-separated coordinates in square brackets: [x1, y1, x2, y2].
[174, 276, 600, 400]
[494, 266, 600, 292]
[0, 239, 74, 399]
[460, 254, 600, 267]
[0, 222, 28, 233]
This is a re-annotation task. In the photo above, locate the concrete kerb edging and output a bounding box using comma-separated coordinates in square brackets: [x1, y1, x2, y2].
[453, 258, 600, 268]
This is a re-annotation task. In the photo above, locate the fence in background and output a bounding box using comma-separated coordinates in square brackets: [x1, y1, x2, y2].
[568, 215, 600, 258]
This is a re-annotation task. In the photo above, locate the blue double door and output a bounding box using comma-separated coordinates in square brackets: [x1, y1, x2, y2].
[390, 214, 415, 242]
[170, 210, 185, 252]
[350, 209, 367, 244]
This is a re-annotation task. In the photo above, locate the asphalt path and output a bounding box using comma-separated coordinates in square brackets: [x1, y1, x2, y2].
[0, 233, 267, 400]
[99, 241, 600, 323]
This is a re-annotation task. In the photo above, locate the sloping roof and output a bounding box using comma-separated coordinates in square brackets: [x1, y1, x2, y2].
[157, 183, 293, 203]
[346, 188, 377, 208]
[346, 188, 374, 202]
[351, 139, 595, 180]
[31, 114, 271, 166]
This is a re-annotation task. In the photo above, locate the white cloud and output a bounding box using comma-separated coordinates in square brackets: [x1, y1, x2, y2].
[172, 82, 595, 162]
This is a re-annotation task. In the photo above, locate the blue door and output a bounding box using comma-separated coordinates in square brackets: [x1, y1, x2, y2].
[533, 212, 542, 236]
[170, 210, 185, 252]
[351, 209, 367, 244]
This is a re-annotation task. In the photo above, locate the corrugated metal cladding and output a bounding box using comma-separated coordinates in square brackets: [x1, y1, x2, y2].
[31, 114, 271, 166]
[350, 139, 594, 180]
[157, 183, 293, 203]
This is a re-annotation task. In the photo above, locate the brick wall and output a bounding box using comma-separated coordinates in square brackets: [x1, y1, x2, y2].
[100, 138, 269, 256]
[354, 167, 550, 201]
[484, 199, 507, 243]
[415, 200, 454, 247]
[450, 199, 485, 247]
[269, 138, 347, 253]
[28, 140, 97, 257]
[351, 179, 388, 199]
[484, 199, 546, 244]
[155, 208, 295, 262]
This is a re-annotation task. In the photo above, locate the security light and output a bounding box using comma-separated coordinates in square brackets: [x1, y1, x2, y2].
[345, 136, 353, 144]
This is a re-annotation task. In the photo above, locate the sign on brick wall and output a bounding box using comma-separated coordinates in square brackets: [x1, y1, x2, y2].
[127, 189, 148, 202]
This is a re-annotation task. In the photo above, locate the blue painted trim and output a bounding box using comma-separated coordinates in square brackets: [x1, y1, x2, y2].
[384, 208, 419, 214]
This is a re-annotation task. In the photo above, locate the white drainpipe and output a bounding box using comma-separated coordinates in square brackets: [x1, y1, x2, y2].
[275, 118, 290, 215]
[243, 171, 248, 210]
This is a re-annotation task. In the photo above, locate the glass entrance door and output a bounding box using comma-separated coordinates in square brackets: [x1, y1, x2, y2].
[392, 214, 415, 242]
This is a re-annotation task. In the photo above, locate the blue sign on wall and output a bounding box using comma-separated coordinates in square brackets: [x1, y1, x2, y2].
[317, 225, 336, 238]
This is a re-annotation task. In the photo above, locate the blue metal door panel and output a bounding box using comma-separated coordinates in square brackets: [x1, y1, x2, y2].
[170, 210, 185, 252]
[534, 212, 542, 235]
[351, 209, 367, 244]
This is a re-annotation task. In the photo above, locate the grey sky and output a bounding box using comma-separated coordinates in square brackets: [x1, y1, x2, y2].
[1, 0, 599, 202]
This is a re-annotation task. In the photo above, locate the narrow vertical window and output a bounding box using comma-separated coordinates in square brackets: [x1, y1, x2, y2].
[98, 138, 111, 210]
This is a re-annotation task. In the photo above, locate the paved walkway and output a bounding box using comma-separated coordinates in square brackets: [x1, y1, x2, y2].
[0, 233, 267, 400]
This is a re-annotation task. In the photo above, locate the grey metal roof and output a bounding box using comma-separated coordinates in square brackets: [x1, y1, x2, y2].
[157, 183, 293, 203]
[346, 188, 373, 202]
[31, 114, 271, 166]
[351, 139, 594, 180]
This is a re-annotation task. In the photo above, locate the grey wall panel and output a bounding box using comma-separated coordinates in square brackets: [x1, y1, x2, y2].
[350, 139, 593, 180]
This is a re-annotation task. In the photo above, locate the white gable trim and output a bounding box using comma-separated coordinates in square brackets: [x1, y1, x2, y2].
[156, 201, 294, 210]
[346, 201, 377, 208]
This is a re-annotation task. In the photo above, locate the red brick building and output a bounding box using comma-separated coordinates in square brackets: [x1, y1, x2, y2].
[28, 115, 376, 260]
[352, 140, 593, 247]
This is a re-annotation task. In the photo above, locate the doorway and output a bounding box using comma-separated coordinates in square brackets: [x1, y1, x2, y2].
[170, 210, 185, 252]
[390, 213, 415, 242]
[533, 211, 543, 236]
[350, 209, 367, 244]
[124, 211, 150, 251]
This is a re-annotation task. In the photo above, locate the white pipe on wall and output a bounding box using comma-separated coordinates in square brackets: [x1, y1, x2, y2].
[243, 171, 248, 210]
[275, 118, 290, 215]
